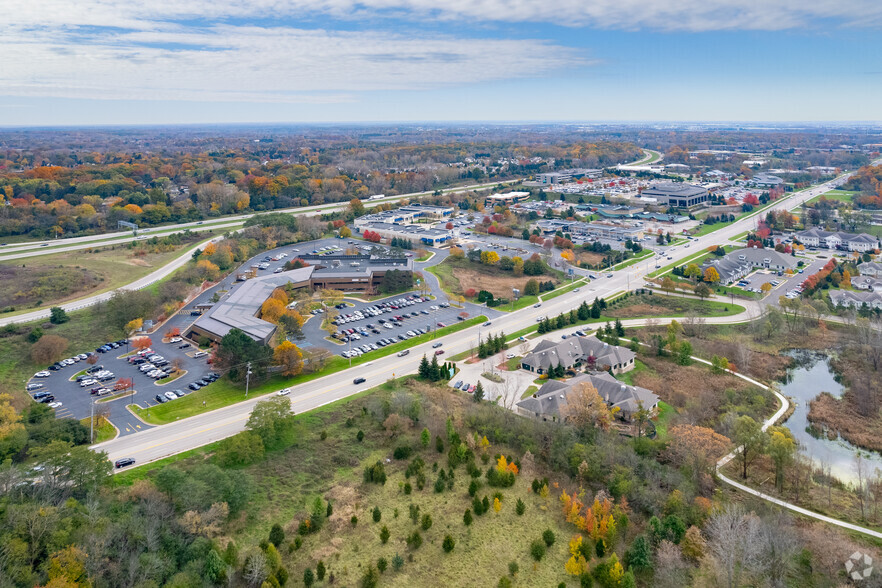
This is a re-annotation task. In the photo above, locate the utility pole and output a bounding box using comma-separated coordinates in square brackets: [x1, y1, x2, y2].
[245, 362, 252, 398]
[90, 397, 94, 443]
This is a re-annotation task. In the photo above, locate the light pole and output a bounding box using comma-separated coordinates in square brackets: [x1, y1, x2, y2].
[89, 396, 94, 443]
[244, 362, 252, 398]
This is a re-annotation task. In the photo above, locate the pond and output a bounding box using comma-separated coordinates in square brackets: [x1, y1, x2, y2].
[780, 349, 882, 482]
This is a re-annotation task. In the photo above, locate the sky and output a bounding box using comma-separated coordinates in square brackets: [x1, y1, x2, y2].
[1, 0, 881, 125]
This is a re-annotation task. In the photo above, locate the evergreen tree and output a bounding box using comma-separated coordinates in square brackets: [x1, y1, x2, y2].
[429, 355, 441, 380]
[418, 355, 430, 379]
[615, 318, 625, 337]
[474, 382, 485, 402]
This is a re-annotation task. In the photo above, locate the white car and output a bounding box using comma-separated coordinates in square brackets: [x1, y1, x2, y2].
[193, 351, 208, 358]
[34, 371, 51, 378]
[79, 379, 97, 387]
[506, 353, 515, 359]
[48, 402, 63, 408]
[164, 391, 179, 401]
[277, 388, 291, 396]
[168, 337, 182, 343]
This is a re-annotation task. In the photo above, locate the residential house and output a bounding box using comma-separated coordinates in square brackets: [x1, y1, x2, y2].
[700, 247, 798, 285]
[520, 336, 636, 375]
[858, 262, 882, 278]
[829, 290, 882, 310]
[516, 372, 658, 422]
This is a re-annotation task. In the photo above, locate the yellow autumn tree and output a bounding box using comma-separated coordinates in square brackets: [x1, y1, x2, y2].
[842, 269, 852, 288]
[703, 266, 720, 284]
[493, 497, 501, 513]
[565, 536, 589, 576]
[202, 242, 217, 256]
[261, 298, 286, 323]
[561, 249, 575, 262]
[125, 318, 143, 334]
[270, 288, 290, 305]
[449, 246, 464, 259]
[273, 341, 303, 376]
[196, 259, 220, 281]
[123, 203, 143, 215]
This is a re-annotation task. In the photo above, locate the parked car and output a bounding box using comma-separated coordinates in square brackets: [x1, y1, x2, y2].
[33, 371, 50, 378]
[155, 394, 168, 403]
[164, 391, 179, 401]
[188, 382, 201, 390]
[193, 351, 208, 358]
[453, 381, 463, 389]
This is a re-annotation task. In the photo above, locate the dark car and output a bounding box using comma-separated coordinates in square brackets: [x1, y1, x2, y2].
[155, 394, 168, 403]
[48, 364, 61, 371]
[114, 458, 136, 469]
[38, 395, 55, 403]
[353, 377, 366, 385]
[188, 382, 201, 390]
[87, 365, 104, 374]
[178, 343, 190, 349]
[197, 379, 210, 387]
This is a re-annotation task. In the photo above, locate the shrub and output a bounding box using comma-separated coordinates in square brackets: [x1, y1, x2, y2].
[316, 561, 326, 581]
[434, 477, 445, 493]
[509, 561, 519, 577]
[377, 557, 388, 573]
[320, 430, 327, 440]
[393, 445, 413, 459]
[421, 513, 433, 531]
[472, 496, 484, 516]
[482, 496, 490, 513]
[351, 516, 358, 526]
[442, 535, 455, 553]
[530, 539, 546, 561]
[409, 503, 420, 523]
[498, 577, 512, 588]
[357, 430, 365, 442]
[486, 466, 516, 487]
[468, 479, 480, 497]
[435, 435, 444, 453]
[515, 498, 526, 515]
[268, 523, 285, 547]
[380, 525, 390, 544]
[293, 537, 302, 550]
[404, 482, 412, 495]
[303, 568, 315, 588]
[542, 529, 556, 547]
[373, 507, 382, 523]
[406, 531, 423, 550]
[361, 565, 379, 588]
[463, 509, 473, 526]
[392, 553, 404, 571]
[364, 461, 387, 485]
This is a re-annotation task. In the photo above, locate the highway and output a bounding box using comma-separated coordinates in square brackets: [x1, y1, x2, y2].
[91, 167, 873, 467]
[0, 180, 515, 260]
[0, 180, 515, 327]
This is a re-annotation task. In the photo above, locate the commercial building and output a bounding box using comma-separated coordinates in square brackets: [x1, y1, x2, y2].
[640, 183, 709, 209]
[356, 222, 452, 247]
[516, 372, 658, 422]
[188, 255, 413, 344]
[520, 336, 636, 375]
[751, 173, 785, 188]
[534, 219, 643, 243]
[700, 247, 798, 285]
[796, 229, 880, 253]
[354, 204, 454, 228]
[535, 168, 602, 185]
[485, 191, 530, 206]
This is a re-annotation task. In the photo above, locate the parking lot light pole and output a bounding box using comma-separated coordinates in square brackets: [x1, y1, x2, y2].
[89, 397, 94, 443]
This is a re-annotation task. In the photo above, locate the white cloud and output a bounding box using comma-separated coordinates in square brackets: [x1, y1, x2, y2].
[5, 0, 882, 32]
[0, 25, 586, 102]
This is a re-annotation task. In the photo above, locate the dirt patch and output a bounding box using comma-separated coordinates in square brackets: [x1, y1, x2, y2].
[127, 258, 152, 267]
[451, 267, 556, 298]
[575, 251, 606, 267]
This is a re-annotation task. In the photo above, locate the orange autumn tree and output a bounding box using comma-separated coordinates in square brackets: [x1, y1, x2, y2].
[488, 455, 519, 487]
[559, 490, 621, 544]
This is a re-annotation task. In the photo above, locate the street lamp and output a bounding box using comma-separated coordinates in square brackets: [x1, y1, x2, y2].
[244, 362, 253, 398]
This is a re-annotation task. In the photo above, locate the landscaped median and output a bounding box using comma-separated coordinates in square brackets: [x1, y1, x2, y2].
[129, 315, 488, 425]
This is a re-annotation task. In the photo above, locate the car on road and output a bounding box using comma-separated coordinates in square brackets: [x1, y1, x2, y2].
[434, 350, 445, 356]
[606, 274, 613, 278]
[533, 302, 542, 308]
[432, 342, 443, 348]
[114, 458, 136, 469]
[277, 388, 290, 396]
[397, 350, 410, 357]
[353, 377, 366, 385]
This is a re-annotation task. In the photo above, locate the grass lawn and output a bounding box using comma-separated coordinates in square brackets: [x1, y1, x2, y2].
[612, 359, 649, 386]
[521, 385, 538, 399]
[612, 249, 655, 269]
[539, 279, 586, 302]
[689, 219, 735, 238]
[131, 316, 488, 425]
[0, 308, 121, 408]
[805, 189, 860, 205]
[0, 234, 216, 317]
[427, 257, 564, 304]
[604, 293, 745, 319]
[82, 415, 117, 443]
[652, 401, 675, 439]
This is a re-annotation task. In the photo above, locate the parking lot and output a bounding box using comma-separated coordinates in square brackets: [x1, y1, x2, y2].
[25, 335, 217, 436]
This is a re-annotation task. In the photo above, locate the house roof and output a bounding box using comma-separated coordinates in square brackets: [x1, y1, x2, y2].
[521, 336, 636, 372]
[517, 372, 658, 418]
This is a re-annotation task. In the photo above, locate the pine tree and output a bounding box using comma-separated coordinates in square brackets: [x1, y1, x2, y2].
[418, 355, 430, 379]
[473, 382, 485, 402]
[615, 318, 625, 337]
[429, 355, 440, 381]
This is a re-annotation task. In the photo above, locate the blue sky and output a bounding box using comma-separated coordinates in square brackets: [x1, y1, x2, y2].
[1, 0, 880, 125]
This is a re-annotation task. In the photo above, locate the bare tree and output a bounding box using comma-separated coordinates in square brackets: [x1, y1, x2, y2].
[705, 504, 765, 588]
[494, 375, 521, 411]
[654, 540, 688, 588]
[759, 513, 800, 588]
[854, 452, 870, 520]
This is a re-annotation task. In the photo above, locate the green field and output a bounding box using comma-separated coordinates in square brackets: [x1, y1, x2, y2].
[82, 415, 117, 443]
[806, 189, 860, 205]
[131, 316, 488, 425]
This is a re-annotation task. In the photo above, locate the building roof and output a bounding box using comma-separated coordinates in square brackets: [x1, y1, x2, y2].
[640, 183, 707, 198]
[797, 228, 879, 246]
[521, 336, 636, 372]
[192, 266, 315, 342]
[858, 262, 882, 275]
[517, 373, 658, 419]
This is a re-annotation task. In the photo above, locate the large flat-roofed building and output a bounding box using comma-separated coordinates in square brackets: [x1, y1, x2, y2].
[188, 255, 413, 343]
[535, 169, 601, 185]
[485, 191, 530, 206]
[534, 219, 643, 242]
[640, 183, 709, 209]
[188, 266, 315, 344]
[354, 204, 453, 228]
[357, 222, 452, 247]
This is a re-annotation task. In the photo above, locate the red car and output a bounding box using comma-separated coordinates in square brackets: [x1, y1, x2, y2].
[434, 350, 445, 356]
[437, 322, 446, 327]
